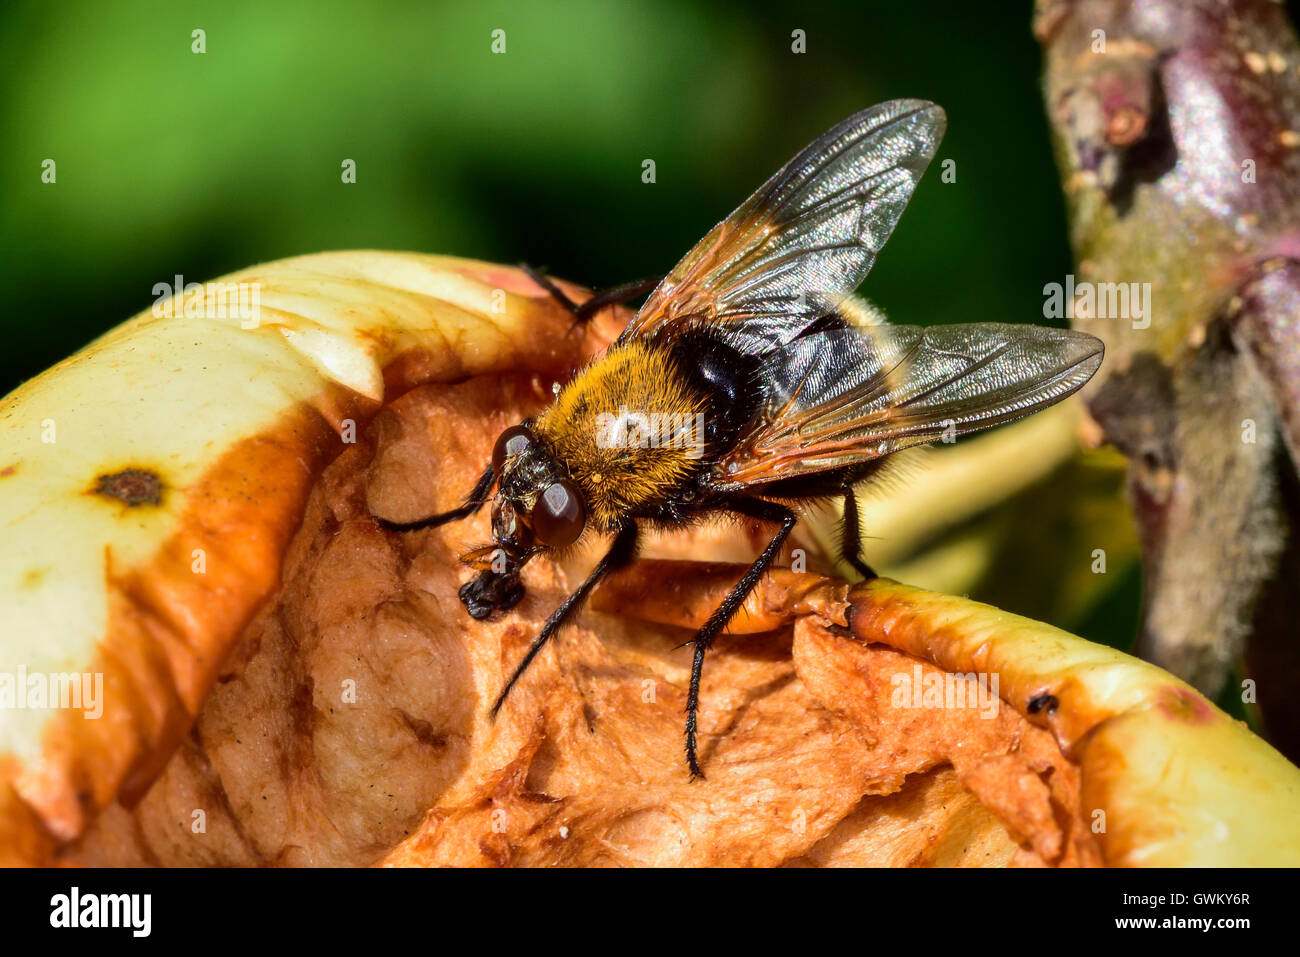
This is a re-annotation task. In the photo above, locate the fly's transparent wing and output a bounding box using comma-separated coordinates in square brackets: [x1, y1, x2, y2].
[717, 322, 1104, 487]
[621, 100, 946, 354]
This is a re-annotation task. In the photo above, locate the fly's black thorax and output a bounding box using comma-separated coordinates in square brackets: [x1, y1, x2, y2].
[666, 330, 763, 457]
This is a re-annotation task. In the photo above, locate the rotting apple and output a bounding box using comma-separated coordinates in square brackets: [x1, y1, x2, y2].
[0, 253, 1295, 866]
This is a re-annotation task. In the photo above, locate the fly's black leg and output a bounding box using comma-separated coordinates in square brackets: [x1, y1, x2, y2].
[684, 498, 798, 780]
[521, 264, 581, 314]
[521, 263, 661, 325]
[489, 520, 639, 718]
[571, 275, 663, 323]
[840, 486, 878, 580]
[375, 463, 494, 532]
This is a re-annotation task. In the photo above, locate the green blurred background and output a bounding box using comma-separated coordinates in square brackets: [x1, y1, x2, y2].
[5, 0, 1237, 705]
[2, 0, 1067, 391]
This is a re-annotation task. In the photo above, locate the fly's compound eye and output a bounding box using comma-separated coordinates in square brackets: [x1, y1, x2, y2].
[492, 424, 533, 477]
[532, 480, 585, 548]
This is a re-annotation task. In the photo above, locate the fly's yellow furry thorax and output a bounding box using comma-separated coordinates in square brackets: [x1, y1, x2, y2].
[533, 339, 710, 530]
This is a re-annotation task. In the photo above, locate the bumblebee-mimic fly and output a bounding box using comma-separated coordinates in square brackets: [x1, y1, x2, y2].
[382, 100, 1104, 778]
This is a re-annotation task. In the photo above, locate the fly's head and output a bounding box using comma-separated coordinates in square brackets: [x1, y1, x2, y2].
[458, 422, 588, 619]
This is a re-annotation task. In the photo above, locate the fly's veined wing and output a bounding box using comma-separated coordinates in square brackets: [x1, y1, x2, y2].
[716, 322, 1105, 488]
[620, 100, 946, 354]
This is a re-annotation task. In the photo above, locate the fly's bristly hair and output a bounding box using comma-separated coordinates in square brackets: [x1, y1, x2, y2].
[532, 338, 711, 532]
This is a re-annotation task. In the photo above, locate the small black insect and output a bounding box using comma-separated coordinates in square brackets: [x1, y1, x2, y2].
[382, 100, 1103, 778]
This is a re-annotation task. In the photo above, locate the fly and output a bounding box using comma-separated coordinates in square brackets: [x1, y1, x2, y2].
[380, 100, 1104, 779]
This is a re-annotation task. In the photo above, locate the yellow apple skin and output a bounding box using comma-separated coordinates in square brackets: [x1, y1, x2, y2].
[847, 579, 1300, 866]
[0, 253, 596, 849]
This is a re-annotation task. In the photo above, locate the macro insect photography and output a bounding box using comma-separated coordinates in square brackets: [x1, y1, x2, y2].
[1, 0, 1297, 937]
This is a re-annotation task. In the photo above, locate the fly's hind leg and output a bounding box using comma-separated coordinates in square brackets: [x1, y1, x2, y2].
[683, 498, 797, 780]
[840, 486, 878, 580]
[521, 264, 661, 326]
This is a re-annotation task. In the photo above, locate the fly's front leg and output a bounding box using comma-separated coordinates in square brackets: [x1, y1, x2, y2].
[375, 462, 495, 533]
[684, 498, 797, 780]
[521, 264, 662, 327]
[490, 520, 640, 717]
[377, 462, 513, 617]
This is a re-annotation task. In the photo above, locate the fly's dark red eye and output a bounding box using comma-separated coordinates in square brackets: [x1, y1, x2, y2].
[492, 425, 533, 476]
[532, 480, 584, 548]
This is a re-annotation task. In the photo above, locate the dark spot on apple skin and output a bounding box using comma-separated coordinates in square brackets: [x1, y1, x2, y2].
[93, 468, 163, 506]
[1028, 692, 1060, 715]
[0, 464, 16, 477]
